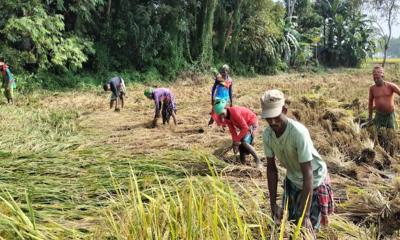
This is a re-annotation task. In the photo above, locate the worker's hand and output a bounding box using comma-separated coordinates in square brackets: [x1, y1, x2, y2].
[272, 206, 283, 225]
[302, 216, 313, 228]
[302, 217, 316, 239]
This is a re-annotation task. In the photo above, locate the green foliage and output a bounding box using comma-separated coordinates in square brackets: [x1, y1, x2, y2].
[315, 0, 375, 67]
[0, 0, 377, 84]
[0, 45, 27, 73]
[284, 0, 376, 69]
[13, 73, 40, 94]
[219, 0, 287, 74]
[2, 6, 93, 71]
[51, 37, 94, 71]
[292, 42, 314, 68]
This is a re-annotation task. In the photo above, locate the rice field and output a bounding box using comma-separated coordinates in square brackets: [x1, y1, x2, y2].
[367, 58, 400, 64]
[0, 67, 399, 239]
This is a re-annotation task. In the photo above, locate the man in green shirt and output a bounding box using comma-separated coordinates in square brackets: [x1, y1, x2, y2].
[260, 89, 334, 233]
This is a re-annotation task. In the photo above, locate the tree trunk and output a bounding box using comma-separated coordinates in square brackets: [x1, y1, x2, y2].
[74, 0, 82, 32]
[383, 2, 394, 68]
[221, 12, 233, 56]
[229, 0, 243, 60]
[107, 0, 112, 17]
[286, 0, 297, 20]
[200, 0, 218, 67]
[383, 42, 389, 67]
[323, 19, 326, 48]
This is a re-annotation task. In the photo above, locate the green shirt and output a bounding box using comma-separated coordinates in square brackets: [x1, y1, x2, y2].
[263, 118, 327, 189]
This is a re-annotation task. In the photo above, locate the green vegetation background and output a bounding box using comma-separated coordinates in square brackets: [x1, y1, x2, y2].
[1, 0, 376, 90]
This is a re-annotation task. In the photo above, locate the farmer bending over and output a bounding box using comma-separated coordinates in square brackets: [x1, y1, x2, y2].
[214, 99, 262, 168]
[261, 89, 334, 235]
[0, 61, 16, 104]
[208, 64, 233, 126]
[368, 66, 400, 129]
[103, 76, 126, 111]
[144, 87, 177, 128]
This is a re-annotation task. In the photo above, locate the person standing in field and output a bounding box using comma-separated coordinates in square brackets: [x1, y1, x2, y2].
[261, 89, 334, 235]
[213, 99, 262, 168]
[208, 64, 233, 127]
[0, 61, 16, 104]
[144, 87, 177, 128]
[368, 66, 400, 129]
[103, 76, 126, 112]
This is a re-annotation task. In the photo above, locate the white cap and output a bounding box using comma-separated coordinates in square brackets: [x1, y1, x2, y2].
[222, 64, 230, 71]
[260, 89, 285, 118]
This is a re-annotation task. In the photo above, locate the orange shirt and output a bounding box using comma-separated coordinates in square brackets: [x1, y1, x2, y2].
[369, 82, 400, 113]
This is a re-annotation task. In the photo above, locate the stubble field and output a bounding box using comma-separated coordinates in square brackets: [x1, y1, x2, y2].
[0, 67, 399, 239]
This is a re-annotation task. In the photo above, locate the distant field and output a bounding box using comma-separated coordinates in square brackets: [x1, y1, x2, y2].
[367, 58, 400, 64]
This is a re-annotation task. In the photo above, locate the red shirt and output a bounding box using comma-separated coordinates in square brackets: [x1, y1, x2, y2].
[1, 64, 9, 77]
[224, 107, 258, 142]
[211, 111, 227, 126]
[369, 82, 400, 113]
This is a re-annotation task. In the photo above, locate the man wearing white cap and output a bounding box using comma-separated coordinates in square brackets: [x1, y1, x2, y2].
[260, 89, 334, 233]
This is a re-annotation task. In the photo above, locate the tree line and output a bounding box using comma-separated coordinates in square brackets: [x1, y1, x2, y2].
[382, 37, 400, 58]
[0, 0, 377, 81]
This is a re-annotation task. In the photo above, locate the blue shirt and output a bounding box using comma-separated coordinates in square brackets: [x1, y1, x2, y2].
[211, 75, 233, 102]
[215, 84, 230, 100]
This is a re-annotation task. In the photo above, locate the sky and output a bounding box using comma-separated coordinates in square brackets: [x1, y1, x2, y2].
[365, 10, 400, 38]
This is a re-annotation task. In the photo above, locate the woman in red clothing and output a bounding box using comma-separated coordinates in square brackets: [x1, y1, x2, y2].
[214, 100, 262, 168]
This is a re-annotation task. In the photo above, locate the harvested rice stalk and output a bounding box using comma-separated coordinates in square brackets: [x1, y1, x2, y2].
[221, 165, 263, 179]
[338, 186, 400, 236]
